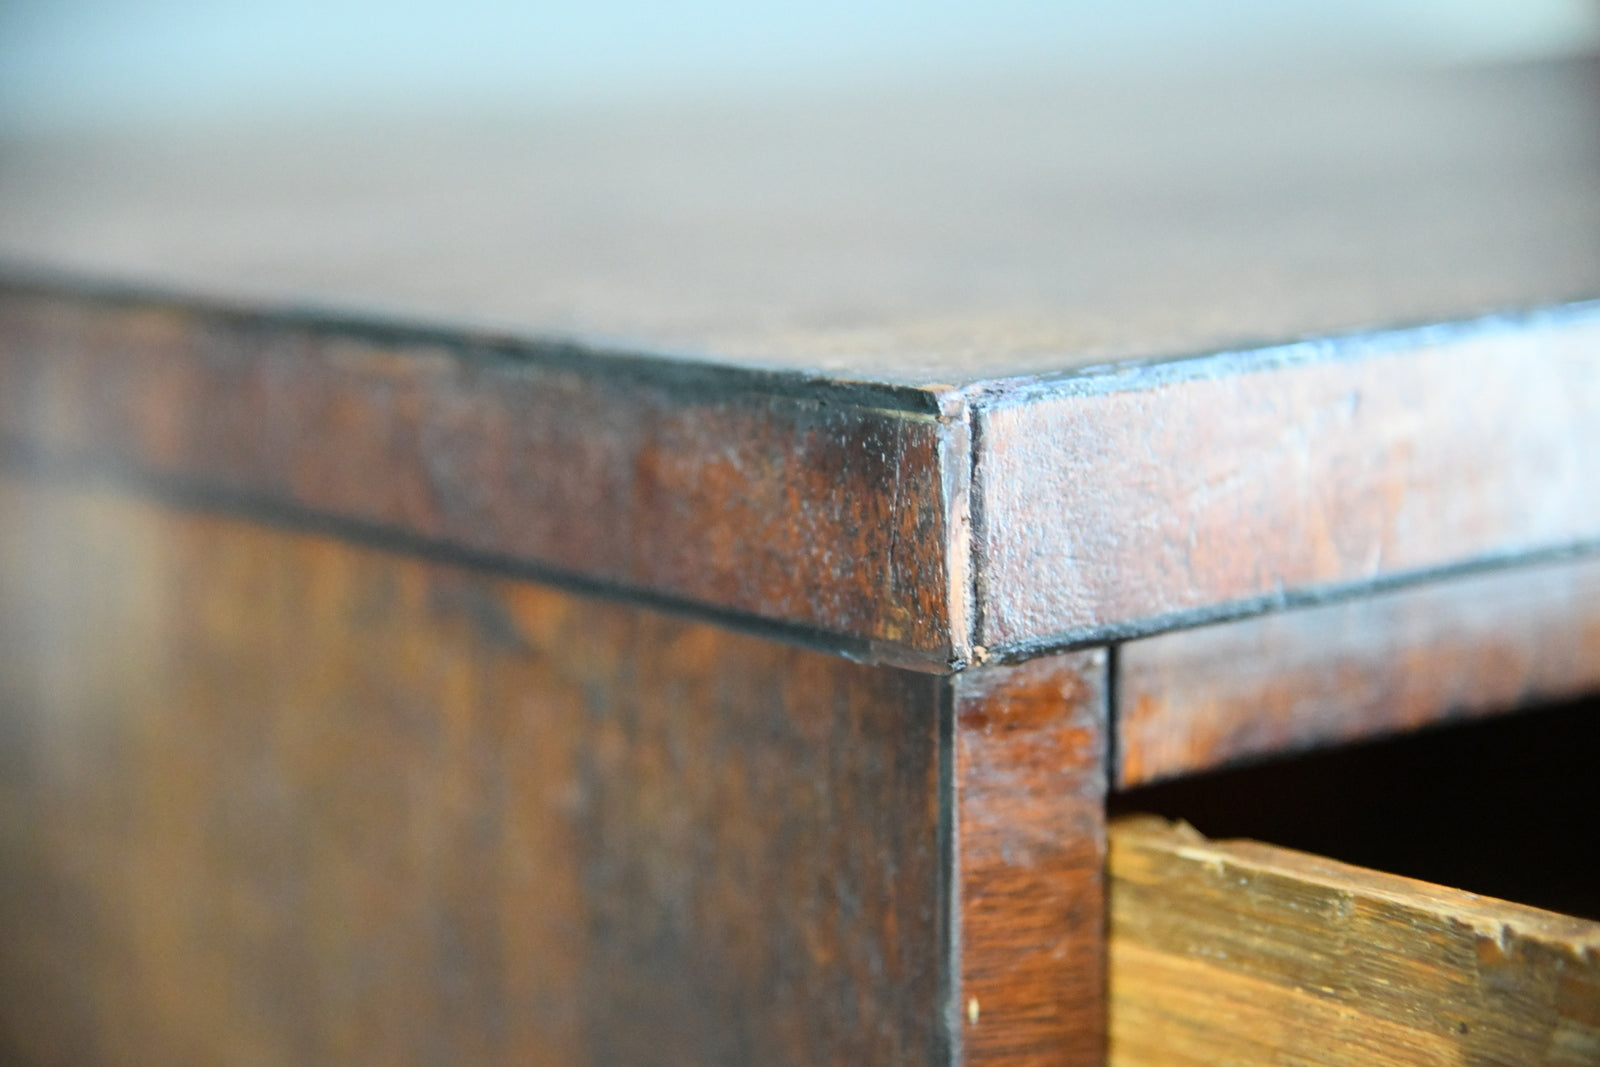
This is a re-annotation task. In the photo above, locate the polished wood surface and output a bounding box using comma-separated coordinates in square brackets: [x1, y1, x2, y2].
[0, 290, 964, 669]
[7, 282, 1599, 668]
[2, 62, 1596, 383]
[3, 49, 1598, 1067]
[973, 310, 1600, 654]
[951, 651, 1107, 1066]
[0, 473, 948, 1065]
[1108, 817, 1600, 1066]
[1115, 554, 1600, 786]
[4, 59, 1599, 666]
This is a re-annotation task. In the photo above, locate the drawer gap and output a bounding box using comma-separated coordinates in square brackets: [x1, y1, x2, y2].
[1109, 694, 1600, 919]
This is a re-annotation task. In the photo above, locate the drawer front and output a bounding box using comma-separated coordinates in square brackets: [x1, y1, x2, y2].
[1109, 817, 1600, 1066]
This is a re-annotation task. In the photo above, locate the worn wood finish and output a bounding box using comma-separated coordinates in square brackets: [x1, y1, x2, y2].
[6, 63, 1600, 663]
[0, 291, 966, 668]
[1115, 553, 1600, 786]
[4, 53, 1599, 1067]
[2, 61, 1596, 382]
[974, 308, 1600, 654]
[0, 473, 948, 1066]
[1108, 817, 1600, 1067]
[951, 650, 1107, 1066]
[10, 291, 1600, 669]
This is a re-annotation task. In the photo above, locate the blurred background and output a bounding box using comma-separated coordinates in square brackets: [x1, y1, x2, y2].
[2, 0, 1598, 376]
[4, 0, 1598, 133]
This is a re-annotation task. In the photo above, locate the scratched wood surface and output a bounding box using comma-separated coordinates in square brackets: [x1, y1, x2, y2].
[1108, 817, 1600, 1067]
[971, 311, 1600, 655]
[0, 472, 948, 1066]
[5, 60, 1600, 662]
[7, 286, 1600, 668]
[1, 60, 1596, 384]
[950, 651, 1107, 1066]
[1115, 554, 1600, 786]
[0, 291, 965, 668]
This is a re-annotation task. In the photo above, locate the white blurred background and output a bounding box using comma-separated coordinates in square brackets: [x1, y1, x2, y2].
[3, 0, 1597, 132]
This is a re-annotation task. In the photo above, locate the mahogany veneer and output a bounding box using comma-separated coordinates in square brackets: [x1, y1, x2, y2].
[2, 55, 1599, 1066]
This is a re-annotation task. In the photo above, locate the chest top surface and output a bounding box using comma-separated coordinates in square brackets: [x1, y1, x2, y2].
[2, 59, 1597, 387]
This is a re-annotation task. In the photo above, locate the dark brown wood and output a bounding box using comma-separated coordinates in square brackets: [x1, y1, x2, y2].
[1115, 554, 1600, 786]
[3, 54, 1598, 1067]
[0, 290, 966, 669]
[0, 472, 948, 1066]
[6, 63, 1600, 665]
[973, 311, 1600, 655]
[1108, 816, 1600, 1066]
[950, 650, 1108, 1066]
[10, 288, 1600, 671]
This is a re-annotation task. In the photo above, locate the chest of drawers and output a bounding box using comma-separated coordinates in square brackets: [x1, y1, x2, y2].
[2, 57, 1598, 1065]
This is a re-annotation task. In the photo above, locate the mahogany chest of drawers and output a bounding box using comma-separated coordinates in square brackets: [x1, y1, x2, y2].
[2, 57, 1598, 1065]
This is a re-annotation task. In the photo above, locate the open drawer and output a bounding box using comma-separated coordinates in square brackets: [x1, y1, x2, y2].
[1109, 701, 1600, 1065]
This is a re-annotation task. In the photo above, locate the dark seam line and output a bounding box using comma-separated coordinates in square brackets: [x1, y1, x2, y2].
[0, 268, 945, 414]
[965, 404, 988, 660]
[12, 438, 1593, 677]
[981, 538, 1600, 666]
[960, 296, 1600, 408]
[0, 441, 956, 674]
[935, 677, 961, 1066]
[1104, 642, 1121, 793]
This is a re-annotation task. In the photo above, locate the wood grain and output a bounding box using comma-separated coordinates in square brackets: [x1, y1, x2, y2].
[1110, 698, 1600, 923]
[1116, 554, 1600, 786]
[951, 650, 1108, 1066]
[1109, 817, 1600, 1067]
[0, 290, 966, 668]
[975, 309, 1600, 654]
[0, 473, 947, 1066]
[5, 60, 1600, 667]
[11, 285, 1600, 670]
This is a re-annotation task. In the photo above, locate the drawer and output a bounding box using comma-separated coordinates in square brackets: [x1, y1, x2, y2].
[1110, 817, 1600, 1065]
[1109, 702, 1600, 1066]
